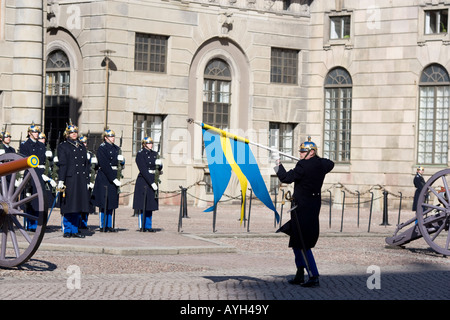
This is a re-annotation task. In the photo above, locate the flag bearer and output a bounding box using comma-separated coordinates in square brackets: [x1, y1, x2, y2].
[274, 137, 334, 287]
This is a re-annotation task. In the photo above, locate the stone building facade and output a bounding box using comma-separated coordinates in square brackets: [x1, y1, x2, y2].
[1, 0, 450, 209]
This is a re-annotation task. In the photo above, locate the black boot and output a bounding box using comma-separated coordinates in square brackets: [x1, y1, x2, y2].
[301, 276, 320, 287]
[288, 268, 305, 285]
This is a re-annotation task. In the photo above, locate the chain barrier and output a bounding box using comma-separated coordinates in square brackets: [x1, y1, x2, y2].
[118, 178, 413, 205]
[117, 178, 413, 233]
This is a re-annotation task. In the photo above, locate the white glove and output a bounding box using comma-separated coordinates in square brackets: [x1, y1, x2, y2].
[15, 178, 23, 187]
[45, 150, 53, 158]
[113, 179, 121, 187]
[117, 154, 124, 162]
[151, 182, 158, 191]
[155, 159, 162, 166]
[88, 182, 94, 189]
[91, 156, 98, 164]
[42, 174, 50, 182]
[53, 156, 59, 163]
[50, 179, 57, 188]
[58, 180, 65, 189]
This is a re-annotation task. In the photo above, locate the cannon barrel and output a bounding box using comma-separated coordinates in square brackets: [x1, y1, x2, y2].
[0, 155, 39, 176]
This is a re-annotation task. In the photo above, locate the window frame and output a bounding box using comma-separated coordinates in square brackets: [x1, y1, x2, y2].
[132, 114, 164, 156]
[329, 15, 351, 40]
[424, 9, 448, 35]
[270, 47, 299, 85]
[269, 122, 295, 161]
[134, 33, 168, 73]
[417, 64, 450, 165]
[323, 67, 353, 164]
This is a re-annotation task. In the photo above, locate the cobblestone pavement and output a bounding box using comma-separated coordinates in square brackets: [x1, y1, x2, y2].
[0, 203, 449, 305]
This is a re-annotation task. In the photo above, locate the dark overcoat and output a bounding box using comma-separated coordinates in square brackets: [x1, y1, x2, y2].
[276, 156, 334, 249]
[412, 173, 426, 211]
[91, 142, 121, 210]
[57, 139, 90, 214]
[19, 138, 47, 211]
[132, 148, 162, 211]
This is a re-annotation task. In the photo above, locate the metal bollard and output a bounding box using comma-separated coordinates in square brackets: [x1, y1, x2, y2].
[368, 191, 374, 233]
[340, 190, 345, 232]
[381, 190, 390, 226]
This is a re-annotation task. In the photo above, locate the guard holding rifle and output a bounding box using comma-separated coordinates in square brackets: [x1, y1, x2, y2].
[19, 123, 47, 232]
[92, 128, 124, 232]
[78, 134, 98, 229]
[57, 123, 90, 238]
[132, 137, 162, 232]
[274, 137, 334, 287]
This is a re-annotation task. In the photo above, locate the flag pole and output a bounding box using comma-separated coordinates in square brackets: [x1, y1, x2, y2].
[187, 118, 300, 161]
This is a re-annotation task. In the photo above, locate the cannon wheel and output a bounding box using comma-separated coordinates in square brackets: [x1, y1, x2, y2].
[416, 168, 450, 256]
[0, 153, 46, 268]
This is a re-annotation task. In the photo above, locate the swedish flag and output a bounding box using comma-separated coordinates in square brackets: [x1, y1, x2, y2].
[202, 125, 279, 223]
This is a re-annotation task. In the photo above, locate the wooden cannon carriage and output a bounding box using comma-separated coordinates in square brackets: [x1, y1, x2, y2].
[386, 169, 450, 256]
[0, 153, 46, 268]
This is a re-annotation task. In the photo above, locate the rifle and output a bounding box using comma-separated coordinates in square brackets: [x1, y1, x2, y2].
[116, 130, 123, 194]
[44, 123, 52, 177]
[154, 141, 161, 199]
[51, 131, 61, 181]
[16, 132, 23, 182]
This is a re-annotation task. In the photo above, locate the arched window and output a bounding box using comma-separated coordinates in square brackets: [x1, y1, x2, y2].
[203, 59, 231, 131]
[418, 64, 450, 165]
[324, 67, 352, 162]
[45, 50, 70, 149]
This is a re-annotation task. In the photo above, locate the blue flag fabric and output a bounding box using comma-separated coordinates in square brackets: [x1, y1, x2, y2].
[231, 141, 279, 222]
[203, 128, 231, 213]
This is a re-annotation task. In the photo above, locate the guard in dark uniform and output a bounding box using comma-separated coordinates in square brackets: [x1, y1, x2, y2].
[0, 131, 16, 187]
[133, 137, 162, 232]
[78, 134, 98, 229]
[0, 131, 16, 154]
[57, 123, 90, 238]
[412, 166, 425, 212]
[92, 129, 124, 232]
[19, 123, 47, 231]
[274, 137, 334, 287]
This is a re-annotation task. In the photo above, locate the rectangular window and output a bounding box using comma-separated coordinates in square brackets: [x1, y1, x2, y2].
[134, 33, 168, 73]
[132, 114, 164, 155]
[330, 15, 351, 39]
[270, 48, 299, 85]
[269, 122, 295, 161]
[203, 79, 230, 130]
[425, 9, 448, 34]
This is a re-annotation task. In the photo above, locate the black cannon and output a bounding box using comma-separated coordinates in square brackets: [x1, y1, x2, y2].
[0, 153, 46, 268]
[386, 169, 450, 256]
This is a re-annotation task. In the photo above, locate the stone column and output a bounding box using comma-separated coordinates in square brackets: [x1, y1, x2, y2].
[11, 1, 44, 135]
